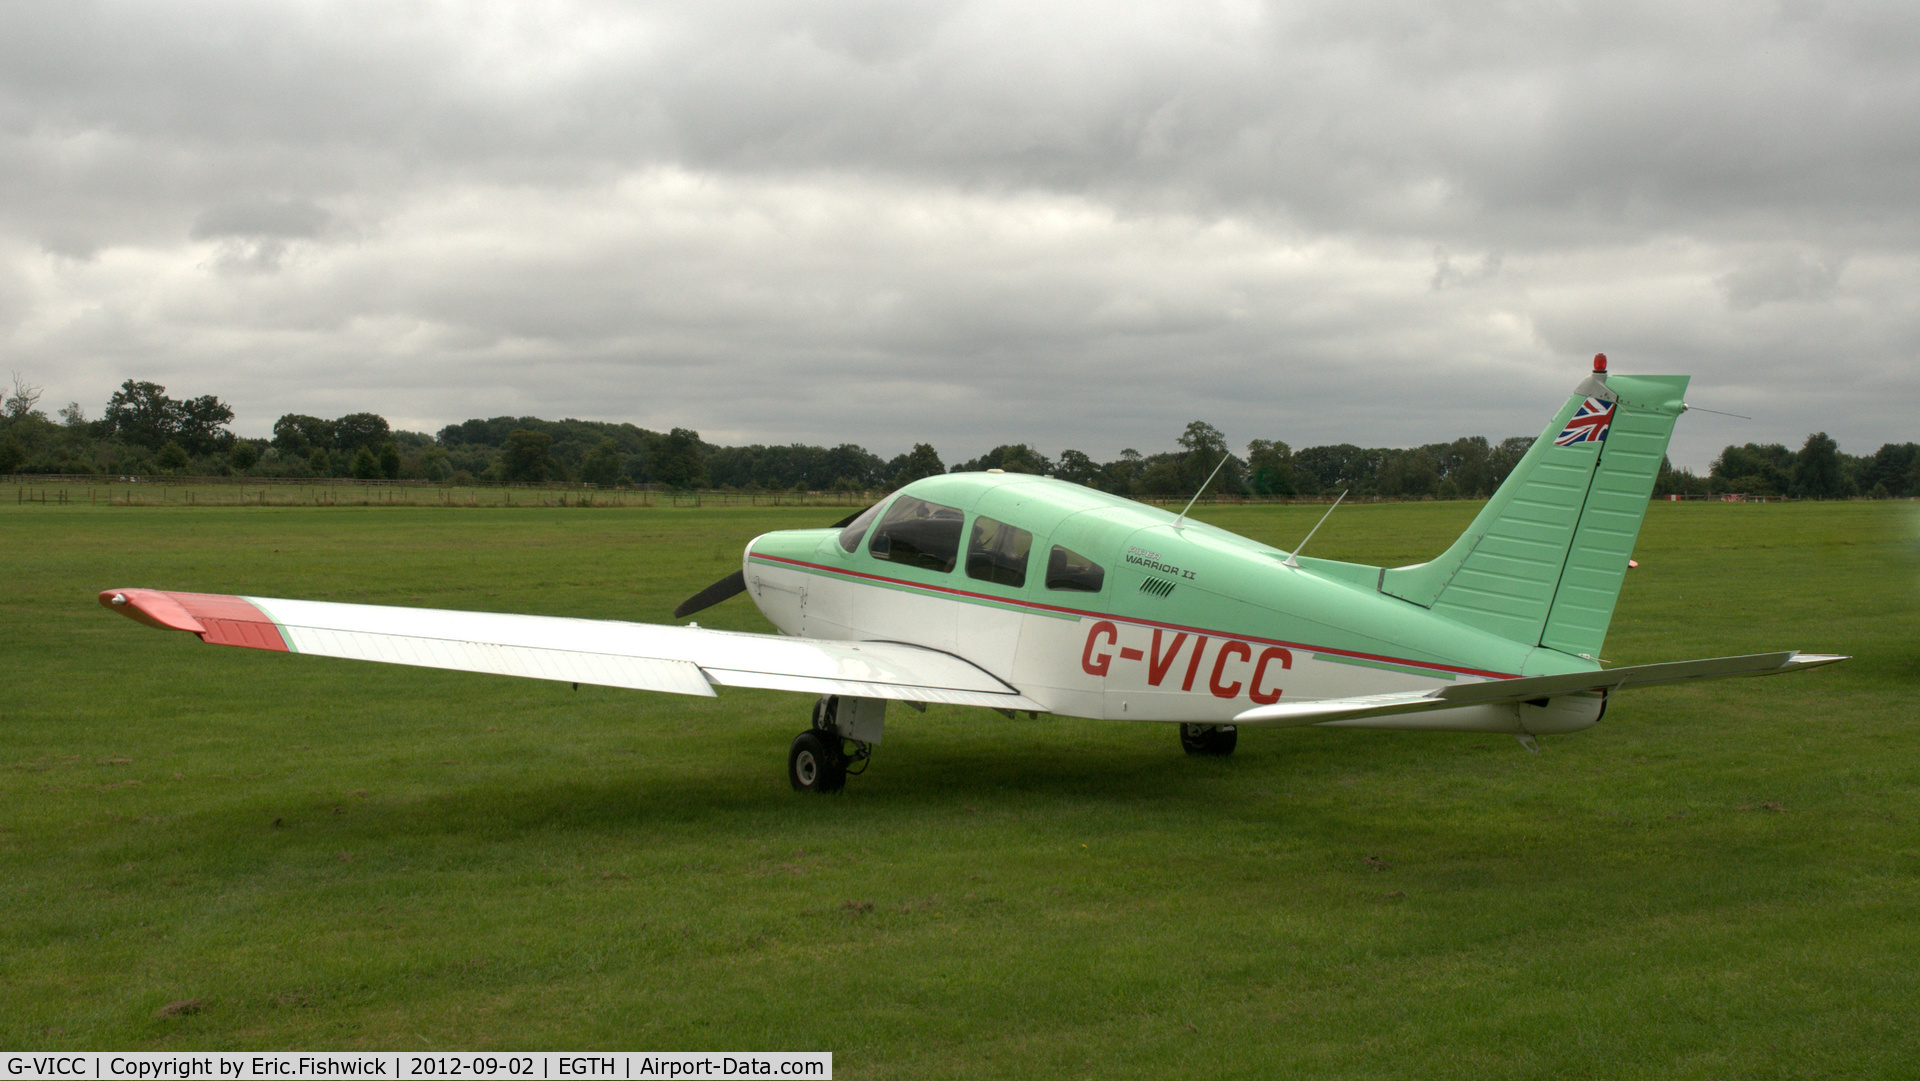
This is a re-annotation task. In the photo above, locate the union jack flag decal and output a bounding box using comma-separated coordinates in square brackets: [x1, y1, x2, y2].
[1554, 397, 1616, 446]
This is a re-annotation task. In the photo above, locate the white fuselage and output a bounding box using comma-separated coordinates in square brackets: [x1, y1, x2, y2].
[741, 540, 1604, 736]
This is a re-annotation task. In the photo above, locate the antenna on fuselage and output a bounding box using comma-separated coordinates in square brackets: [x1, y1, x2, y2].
[1682, 403, 1748, 419]
[1172, 453, 1234, 529]
[1282, 490, 1347, 568]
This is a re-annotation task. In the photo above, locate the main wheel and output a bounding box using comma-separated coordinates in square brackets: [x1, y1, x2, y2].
[789, 730, 847, 793]
[1180, 723, 1238, 757]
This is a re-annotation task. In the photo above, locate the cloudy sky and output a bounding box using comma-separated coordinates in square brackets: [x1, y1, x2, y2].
[3, 0, 1915, 470]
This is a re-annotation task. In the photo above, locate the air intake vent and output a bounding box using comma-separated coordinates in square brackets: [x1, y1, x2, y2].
[1139, 577, 1176, 598]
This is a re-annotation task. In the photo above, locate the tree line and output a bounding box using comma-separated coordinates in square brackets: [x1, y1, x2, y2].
[2, 375, 1914, 501]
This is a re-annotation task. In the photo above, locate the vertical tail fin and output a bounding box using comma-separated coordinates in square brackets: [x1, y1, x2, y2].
[1380, 357, 1688, 662]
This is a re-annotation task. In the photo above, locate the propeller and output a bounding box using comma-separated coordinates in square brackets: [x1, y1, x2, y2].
[671, 502, 880, 619]
[673, 569, 747, 619]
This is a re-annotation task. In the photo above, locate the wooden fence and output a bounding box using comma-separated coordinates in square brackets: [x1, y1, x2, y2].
[6, 476, 884, 509]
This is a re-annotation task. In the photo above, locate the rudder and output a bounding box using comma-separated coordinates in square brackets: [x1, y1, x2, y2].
[1380, 358, 1688, 662]
[1537, 374, 1687, 658]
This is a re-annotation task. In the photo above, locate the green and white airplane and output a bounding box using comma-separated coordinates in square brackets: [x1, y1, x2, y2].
[103, 355, 1843, 792]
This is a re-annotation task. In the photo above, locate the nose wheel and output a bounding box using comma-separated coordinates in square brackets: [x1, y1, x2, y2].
[788, 730, 847, 793]
[1180, 723, 1237, 756]
[788, 695, 875, 793]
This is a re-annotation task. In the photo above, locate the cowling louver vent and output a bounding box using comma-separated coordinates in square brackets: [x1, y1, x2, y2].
[1139, 578, 1176, 598]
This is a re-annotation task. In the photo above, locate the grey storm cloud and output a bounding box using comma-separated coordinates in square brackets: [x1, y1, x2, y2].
[189, 199, 332, 241]
[1716, 249, 1848, 310]
[1, 0, 1916, 469]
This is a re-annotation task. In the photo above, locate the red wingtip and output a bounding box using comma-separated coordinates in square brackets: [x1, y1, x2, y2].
[99, 589, 290, 651]
[1593, 352, 1608, 374]
[100, 589, 206, 634]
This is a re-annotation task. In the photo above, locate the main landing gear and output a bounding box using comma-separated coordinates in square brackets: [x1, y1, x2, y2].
[1180, 723, 1237, 757]
[788, 695, 881, 793]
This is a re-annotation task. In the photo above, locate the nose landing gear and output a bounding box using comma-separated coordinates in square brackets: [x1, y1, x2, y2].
[788, 695, 880, 793]
[788, 730, 847, 793]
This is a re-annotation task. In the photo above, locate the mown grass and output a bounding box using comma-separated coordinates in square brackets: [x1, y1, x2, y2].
[2, 499, 1914, 1078]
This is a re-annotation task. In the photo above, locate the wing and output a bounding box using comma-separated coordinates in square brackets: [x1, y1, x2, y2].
[100, 589, 1045, 711]
[1232, 651, 1848, 727]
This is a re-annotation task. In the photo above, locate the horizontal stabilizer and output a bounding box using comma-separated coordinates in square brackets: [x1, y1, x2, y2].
[100, 589, 1045, 711]
[1234, 651, 1847, 727]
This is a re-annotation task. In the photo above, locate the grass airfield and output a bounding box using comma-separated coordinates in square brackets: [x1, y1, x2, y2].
[2, 498, 1915, 1077]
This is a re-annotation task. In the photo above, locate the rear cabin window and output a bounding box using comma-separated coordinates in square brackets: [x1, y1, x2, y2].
[966, 516, 1033, 588]
[869, 496, 965, 573]
[836, 501, 885, 553]
[1046, 546, 1106, 592]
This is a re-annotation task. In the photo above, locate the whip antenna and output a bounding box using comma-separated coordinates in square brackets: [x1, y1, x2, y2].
[1683, 403, 1751, 420]
[1173, 453, 1234, 528]
[1283, 490, 1348, 568]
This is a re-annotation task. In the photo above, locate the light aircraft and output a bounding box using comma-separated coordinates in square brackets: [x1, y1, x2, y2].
[102, 355, 1844, 792]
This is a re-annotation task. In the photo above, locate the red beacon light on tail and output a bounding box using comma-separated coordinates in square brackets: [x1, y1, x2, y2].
[1593, 352, 1608, 374]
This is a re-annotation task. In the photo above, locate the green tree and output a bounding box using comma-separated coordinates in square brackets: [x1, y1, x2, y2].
[1245, 439, 1296, 497]
[1858, 443, 1916, 498]
[651, 428, 707, 489]
[1177, 421, 1240, 495]
[1792, 432, 1844, 499]
[230, 441, 261, 471]
[580, 438, 625, 487]
[824, 443, 887, 488]
[1293, 444, 1378, 495]
[954, 444, 1051, 474]
[103, 380, 232, 452]
[308, 446, 331, 476]
[0, 433, 23, 473]
[155, 440, 190, 472]
[1711, 443, 1793, 496]
[1099, 449, 1146, 494]
[1378, 447, 1439, 498]
[176, 395, 235, 453]
[888, 443, 945, 487]
[352, 446, 381, 479]
[1488, 436, 1532, 490]
[1436, 436, 1493, 497]
[1136, 454, 1187, 496]
[420, 447, 452, 483]
[377, 442, 402, 480]
[334, 413, 392, 455]
[103, 381, 180, 449]
[1053, 449, 1102, 487]
[504, 429, 557, 483]
[1653, 455, 1708, 497]
[272, 414, 334, 453]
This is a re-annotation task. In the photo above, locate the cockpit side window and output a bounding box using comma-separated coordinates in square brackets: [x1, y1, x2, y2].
[965, 517, 1033, 588]
[1046, 546, 1106, 592]
[836, 501, 886, 553]
[869, 496, 965, 573]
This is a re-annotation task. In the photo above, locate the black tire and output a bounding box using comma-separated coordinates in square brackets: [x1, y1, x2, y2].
[789, 731, 847, 793]
[1180, 723, 1237, 757]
